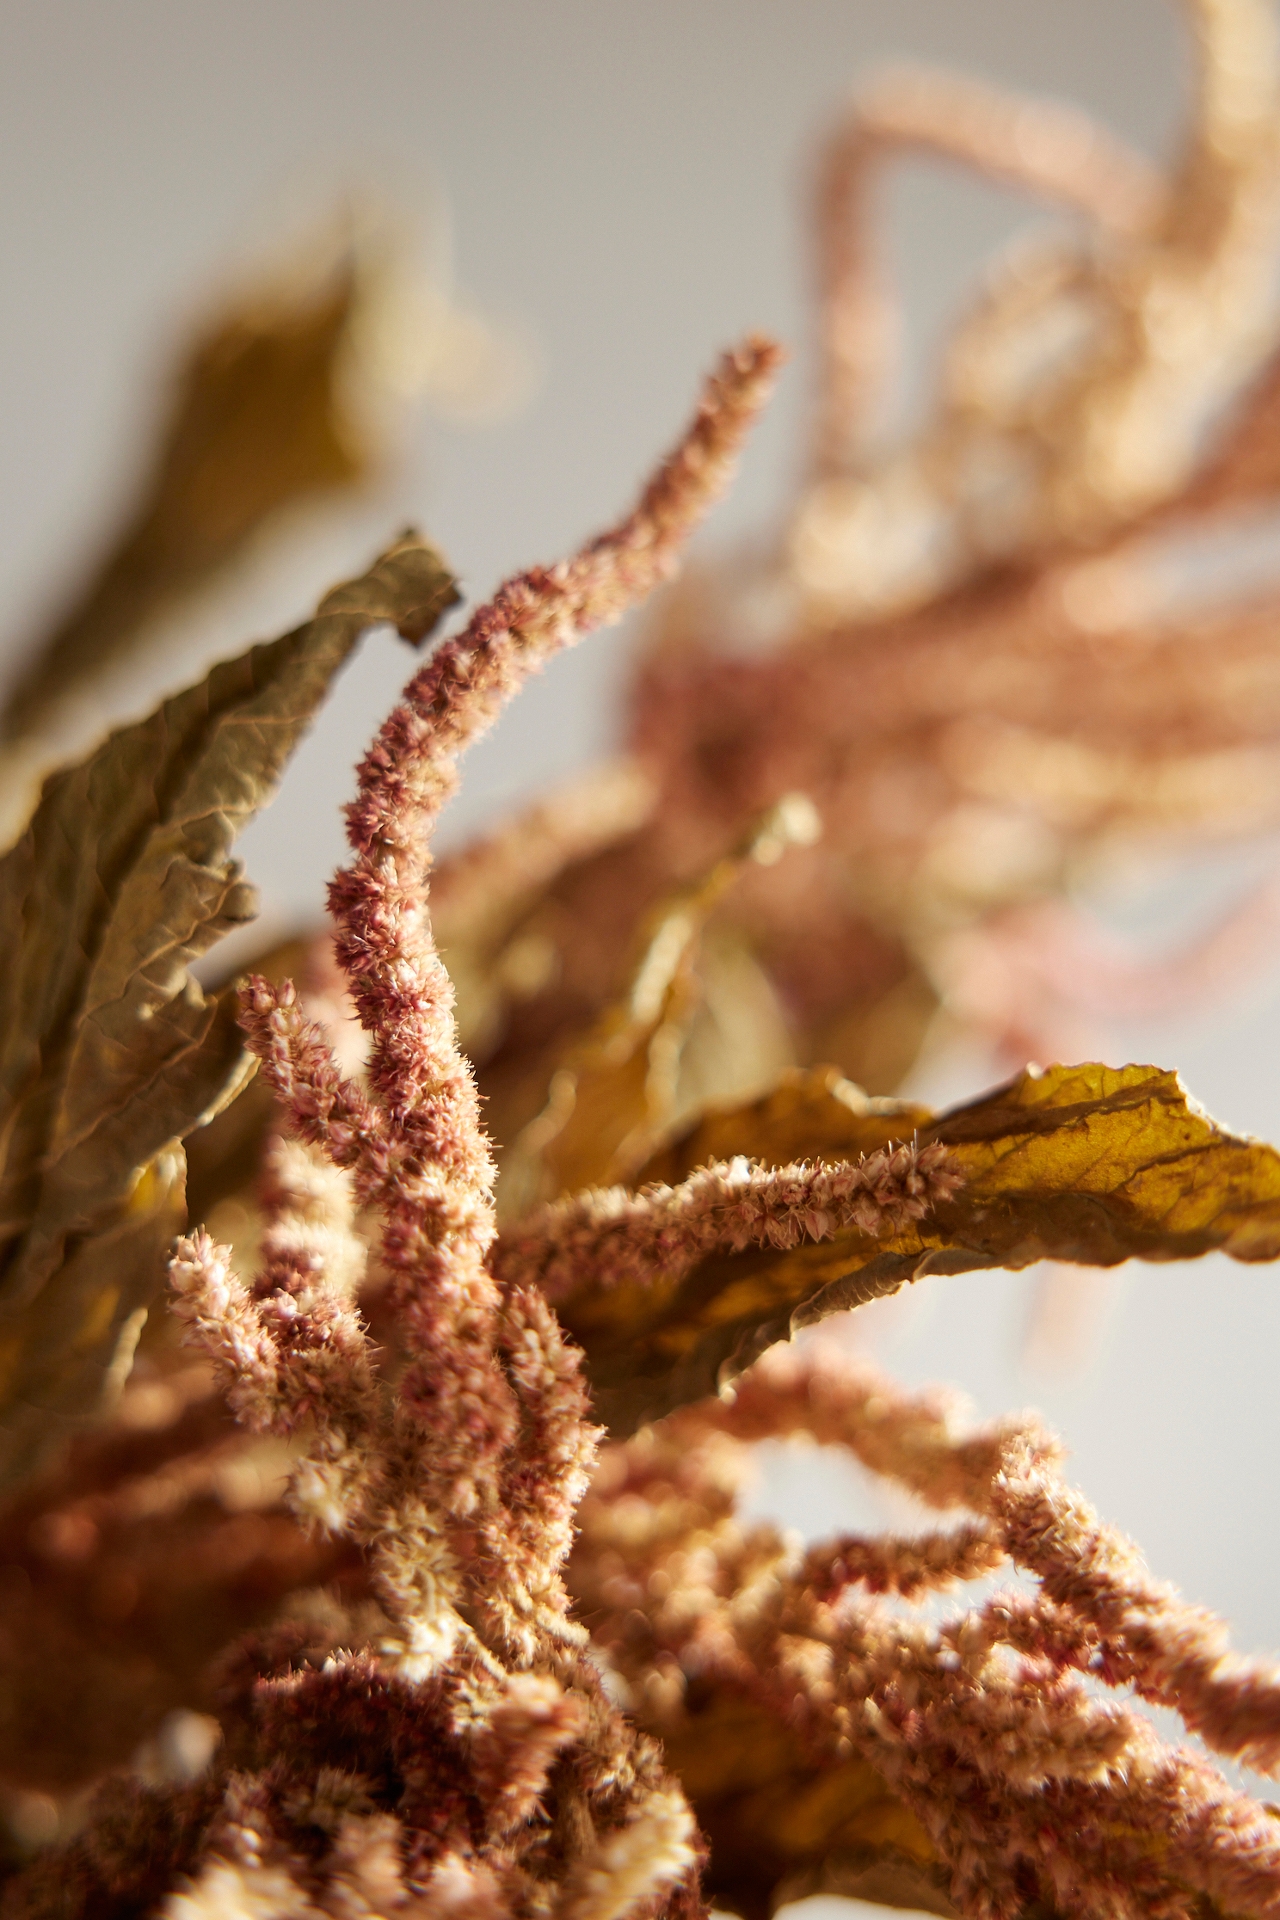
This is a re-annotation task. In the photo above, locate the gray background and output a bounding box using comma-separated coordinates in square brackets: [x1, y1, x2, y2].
[2, 3, 1277, 1899]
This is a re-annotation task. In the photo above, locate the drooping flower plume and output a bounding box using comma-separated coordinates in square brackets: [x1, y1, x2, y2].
[6, 8, 1280, 1915]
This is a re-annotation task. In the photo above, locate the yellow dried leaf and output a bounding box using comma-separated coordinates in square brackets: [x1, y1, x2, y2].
[0, 534, 458, 1487]
[563, 1060, 1280, 1433]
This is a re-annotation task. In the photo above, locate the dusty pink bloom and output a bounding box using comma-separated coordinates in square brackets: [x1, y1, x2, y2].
[238, 977, 389, 1190]
[703, 1340, 1058, 1509]
[489, 1286, 602, 1660]
[811, 63, 1163, 486]
[555, 1785, 697, 1920]
[152, 290, 1280, 1920]
[170, 1135, 377, 1535]
[410, 1853, 511, 1920]
[327, 331, 785, 1176]
[801, 1519, 1005, 1599]
[574, 1338, 1280, 1920]
[153, 346, 781, 1920]
[168, 1230, 281, 1431]
[493, 1138, 958, 1302]
[993, 1432, 1280, 1776]
[174, 338, 781, 1674]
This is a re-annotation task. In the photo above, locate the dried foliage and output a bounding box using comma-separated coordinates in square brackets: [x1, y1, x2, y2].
[4, 5, 1280, 1918]
[0, 258, 372, 750]
[517, 1058, 1280, 1432]
[0, 534, 458, 1490]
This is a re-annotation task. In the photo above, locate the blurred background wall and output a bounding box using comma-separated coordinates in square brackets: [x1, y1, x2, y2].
[2, 0, 1278, 1863]
[0, 0, 1185, 869]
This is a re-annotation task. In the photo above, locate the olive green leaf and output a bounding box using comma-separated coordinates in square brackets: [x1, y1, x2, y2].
[0, 533, 459, 1487]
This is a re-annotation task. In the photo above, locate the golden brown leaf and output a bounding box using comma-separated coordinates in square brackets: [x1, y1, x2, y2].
[563, 1060, 1280, 1433]
[501, 796, 816, 1214]
[660, 1689, 955, 1919]
[0, 534, 458, 1488]
[1, 255, 376, 746]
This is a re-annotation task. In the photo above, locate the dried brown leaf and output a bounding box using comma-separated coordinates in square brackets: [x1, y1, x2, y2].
[660, 1690, 955, 1920]
[0, 534, 459, 1487]
[502, 797, 817, 1213]
[562, 1060, 1280, 1433]
[1, 256, 376, 745]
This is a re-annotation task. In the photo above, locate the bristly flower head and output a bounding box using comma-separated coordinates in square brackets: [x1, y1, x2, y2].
[147, 314, 1280, 1920]
[151, 340, 823, 1920]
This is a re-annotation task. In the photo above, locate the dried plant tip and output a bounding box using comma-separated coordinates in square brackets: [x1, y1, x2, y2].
[494, 1140, 959, 1302]
[994, 1435, 1280, 1776]
[804, 1520, 1005, 1598]
[237, 973, 389, 1187]
[330, 334, 783, 1147]
[555, 1786, 697, 1920]
[168, 1230, 280, 1429]
[470, 1671, 586, 1835]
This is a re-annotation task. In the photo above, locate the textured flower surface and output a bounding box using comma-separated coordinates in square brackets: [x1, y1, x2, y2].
[7, 6, 1280, 1915]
